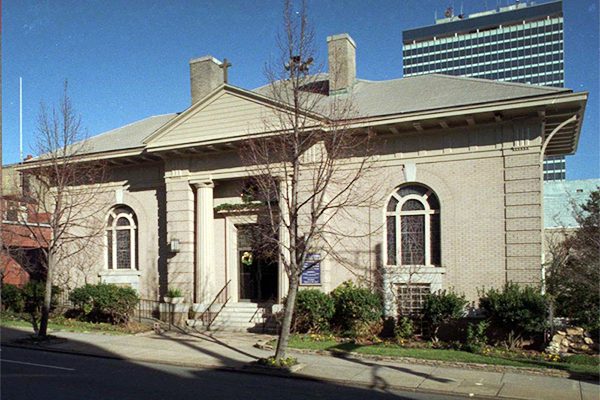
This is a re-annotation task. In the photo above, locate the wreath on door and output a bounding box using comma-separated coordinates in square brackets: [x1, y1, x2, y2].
[241, 251, 253, 266]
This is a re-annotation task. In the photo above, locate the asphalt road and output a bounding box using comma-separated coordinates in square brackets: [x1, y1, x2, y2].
[1, 346, 474, 400]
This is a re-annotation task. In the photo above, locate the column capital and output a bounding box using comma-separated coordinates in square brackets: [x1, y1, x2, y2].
[191, 179, 214, 189]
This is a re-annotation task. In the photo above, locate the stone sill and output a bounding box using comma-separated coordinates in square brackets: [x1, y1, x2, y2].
[99, 270, 142, 277]
[384, 266, 446, 274]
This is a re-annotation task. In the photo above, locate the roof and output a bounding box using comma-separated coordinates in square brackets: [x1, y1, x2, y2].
[255, 73, 569, 117]
[544, 179, 600, 228]
[254, 73, 583, 156]
[341, 74, 569, 117]
[81, 113, 178, 154]
[49, 73, 582, 159]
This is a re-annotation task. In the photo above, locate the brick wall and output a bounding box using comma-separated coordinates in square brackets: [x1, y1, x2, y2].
[504, 151, 542, 286]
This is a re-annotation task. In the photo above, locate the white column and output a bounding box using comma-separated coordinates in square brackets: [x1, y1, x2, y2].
[193, 180, 215, 306]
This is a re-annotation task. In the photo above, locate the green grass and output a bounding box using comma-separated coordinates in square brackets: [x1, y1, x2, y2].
[0, 312, 151, 335]
[283, 336, 600, 375]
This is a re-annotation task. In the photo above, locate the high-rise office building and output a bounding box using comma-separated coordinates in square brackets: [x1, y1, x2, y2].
[402, 0, 566, 180]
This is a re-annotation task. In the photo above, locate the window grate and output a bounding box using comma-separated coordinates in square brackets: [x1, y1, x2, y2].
[397, 283, 431, 317]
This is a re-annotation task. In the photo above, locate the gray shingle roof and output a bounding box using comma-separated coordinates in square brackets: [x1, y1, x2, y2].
[254, 73, 569, 118]
[347, 74, 569, 117]
[82, 113, 178, 154]
[79, 74, 571, 156]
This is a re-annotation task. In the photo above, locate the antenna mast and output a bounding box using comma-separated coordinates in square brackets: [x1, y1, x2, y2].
[20, 77, 23, 161]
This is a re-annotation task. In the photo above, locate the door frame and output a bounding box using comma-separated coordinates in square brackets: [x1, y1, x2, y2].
[225, 214, 283, 303]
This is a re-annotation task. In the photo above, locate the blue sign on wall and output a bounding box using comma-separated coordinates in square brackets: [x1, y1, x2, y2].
[301, 254, 321, 285]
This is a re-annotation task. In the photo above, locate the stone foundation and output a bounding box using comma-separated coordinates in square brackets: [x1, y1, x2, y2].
[159, 302, 190, 326]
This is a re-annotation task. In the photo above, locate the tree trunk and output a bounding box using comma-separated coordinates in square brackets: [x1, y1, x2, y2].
[38, 251, 55, 338]
[275, 275, 300, 360]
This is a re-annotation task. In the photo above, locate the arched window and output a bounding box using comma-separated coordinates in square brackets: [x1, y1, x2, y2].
[386, 184, 440, 266]
[106, 206, 138, 270]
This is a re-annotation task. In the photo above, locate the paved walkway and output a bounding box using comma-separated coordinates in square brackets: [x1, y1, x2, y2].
[1, 325, 598, 400]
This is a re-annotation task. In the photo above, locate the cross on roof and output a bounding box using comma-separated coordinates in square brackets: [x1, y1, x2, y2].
[220, 58, 232, 84]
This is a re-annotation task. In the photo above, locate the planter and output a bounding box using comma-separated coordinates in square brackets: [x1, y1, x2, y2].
[164, 296, 185, 304]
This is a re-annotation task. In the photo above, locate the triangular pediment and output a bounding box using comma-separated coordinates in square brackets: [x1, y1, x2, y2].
[144, 85, 324, 151]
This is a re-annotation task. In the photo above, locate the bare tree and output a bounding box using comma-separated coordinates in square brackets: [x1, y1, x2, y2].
[242, 0, 381, 360]
[18, 81, 108, 338]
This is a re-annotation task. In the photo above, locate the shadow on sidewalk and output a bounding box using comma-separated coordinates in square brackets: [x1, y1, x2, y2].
[148, 329, 260, 365]
[330, 350, 453, 391]
[1, 325, 430, 400]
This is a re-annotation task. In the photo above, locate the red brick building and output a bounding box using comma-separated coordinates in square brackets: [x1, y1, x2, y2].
[1, 195, 50, 286]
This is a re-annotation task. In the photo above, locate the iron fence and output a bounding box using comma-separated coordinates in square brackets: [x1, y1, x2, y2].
[135, 298, 161, 322]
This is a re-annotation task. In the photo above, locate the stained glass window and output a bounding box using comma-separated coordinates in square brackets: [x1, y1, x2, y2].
[401, 199, 425, 211]
[107, 230, 113, 269]
[106, 206, 137, 270]
[385, 184, 440, 267]
[116, 230, 131, 269]
[401, 214, 425, 265]
[386, 216, 396, 265]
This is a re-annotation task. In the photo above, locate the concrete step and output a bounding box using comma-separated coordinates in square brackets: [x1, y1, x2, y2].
[224, 302, 269, 309]
[217, 308, 267, 315]
[208, 322, 257, 331]
[217, 309, 265, 316]
[211, 315, 265, 323]
[188, 302, 276, 332]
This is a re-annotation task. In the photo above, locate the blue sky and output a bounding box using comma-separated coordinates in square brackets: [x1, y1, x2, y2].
[2, 0, 598, 179]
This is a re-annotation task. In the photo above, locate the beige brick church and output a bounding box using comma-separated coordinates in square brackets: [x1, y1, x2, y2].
[30, 34, 587, 324]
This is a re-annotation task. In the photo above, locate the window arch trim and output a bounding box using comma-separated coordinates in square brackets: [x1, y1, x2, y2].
[384, 184, 440, 267]
[105, 205, 138, 270]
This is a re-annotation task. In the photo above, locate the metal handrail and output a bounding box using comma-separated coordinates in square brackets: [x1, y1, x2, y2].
[198, 280, 231, 328]
[248, 306, 265, 323]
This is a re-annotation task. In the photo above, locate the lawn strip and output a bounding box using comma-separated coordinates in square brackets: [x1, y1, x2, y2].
[1, 313, 150, 335]
[284, 337, 600, 375]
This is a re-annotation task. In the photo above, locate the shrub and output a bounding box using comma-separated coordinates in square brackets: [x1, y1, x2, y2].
[69, 283, 139, 325]
[293, 289, 334, 333]
[1, 283, 23, 312]
[421, 289, 467, 340]
[331, 281, 382, 337]
[21, 281, 62, 318]
[395, 316, 415, 340]
[479, 283, 549, 337]
[465, 320, 489, 353]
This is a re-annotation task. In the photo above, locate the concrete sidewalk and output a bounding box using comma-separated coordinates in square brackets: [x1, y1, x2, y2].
[1, 325, 597, 400]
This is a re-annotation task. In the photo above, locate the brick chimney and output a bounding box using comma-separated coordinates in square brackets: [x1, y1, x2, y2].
[327, 33, 356, 94]
[189, 56, 224, 104]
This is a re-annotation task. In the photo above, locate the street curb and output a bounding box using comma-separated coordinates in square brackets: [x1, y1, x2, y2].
[1, 341, 503, 400]
[256, 343, 600, 381]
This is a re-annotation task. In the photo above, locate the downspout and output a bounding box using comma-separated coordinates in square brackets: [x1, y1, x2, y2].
[539, 114, 577, 295]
